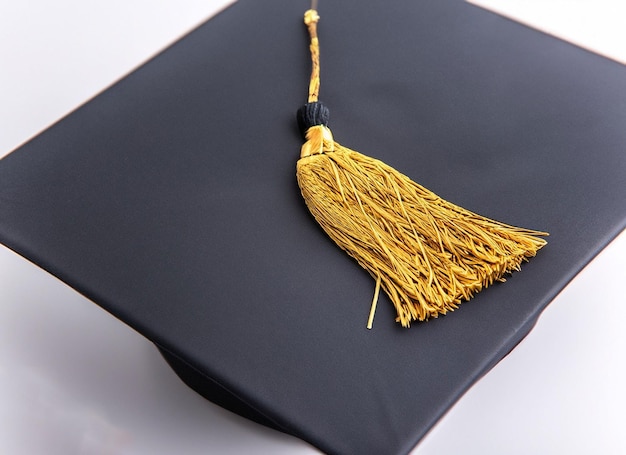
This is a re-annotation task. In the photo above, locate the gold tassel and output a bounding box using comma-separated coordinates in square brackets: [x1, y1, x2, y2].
[296, 6, 547, 328]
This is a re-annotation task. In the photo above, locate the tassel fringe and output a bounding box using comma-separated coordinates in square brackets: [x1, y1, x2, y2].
[297, 125, 547, 327]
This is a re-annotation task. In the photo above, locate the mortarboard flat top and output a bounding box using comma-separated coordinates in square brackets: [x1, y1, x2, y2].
[1, 1, 625, 454]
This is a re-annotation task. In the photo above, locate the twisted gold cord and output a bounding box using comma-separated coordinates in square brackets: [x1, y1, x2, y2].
[304, 8, 321, 103]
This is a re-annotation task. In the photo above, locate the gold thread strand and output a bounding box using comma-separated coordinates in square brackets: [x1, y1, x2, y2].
[367, 274, 382, 329]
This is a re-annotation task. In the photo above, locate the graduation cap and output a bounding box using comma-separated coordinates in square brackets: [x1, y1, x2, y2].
[1, 1, 625, 453]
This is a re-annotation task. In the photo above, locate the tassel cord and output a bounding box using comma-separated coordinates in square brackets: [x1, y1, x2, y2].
[304, 7, 321, 103]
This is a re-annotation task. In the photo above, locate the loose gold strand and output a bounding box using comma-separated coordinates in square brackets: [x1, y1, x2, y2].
[367, 275, 382, 329]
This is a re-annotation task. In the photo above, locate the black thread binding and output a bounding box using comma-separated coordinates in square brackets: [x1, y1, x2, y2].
[297, 101, 330, 138]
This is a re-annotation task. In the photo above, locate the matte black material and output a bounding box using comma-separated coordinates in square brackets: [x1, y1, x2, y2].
[1, 1, 625, 454]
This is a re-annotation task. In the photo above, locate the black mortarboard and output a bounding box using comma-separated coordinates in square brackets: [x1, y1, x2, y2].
[1, 1, 625, 454]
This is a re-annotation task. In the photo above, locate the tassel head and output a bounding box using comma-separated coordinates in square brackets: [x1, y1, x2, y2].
[297, 124, 547, 327]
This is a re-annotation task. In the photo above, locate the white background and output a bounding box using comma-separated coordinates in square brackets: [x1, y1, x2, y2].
[1, 1, 625, 453]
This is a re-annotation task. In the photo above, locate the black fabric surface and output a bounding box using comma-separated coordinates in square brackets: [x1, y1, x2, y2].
[1, 1, 625, 454]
